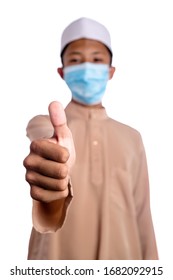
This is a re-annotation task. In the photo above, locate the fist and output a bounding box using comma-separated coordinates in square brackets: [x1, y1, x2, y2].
[23, 101, 76, 203]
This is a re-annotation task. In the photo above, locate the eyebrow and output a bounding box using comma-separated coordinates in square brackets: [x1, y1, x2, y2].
[67, 51, 82, 55]
[67, 51, 106, 56]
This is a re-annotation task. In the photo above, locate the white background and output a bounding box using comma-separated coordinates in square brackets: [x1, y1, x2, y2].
[0, 0, 173, 269]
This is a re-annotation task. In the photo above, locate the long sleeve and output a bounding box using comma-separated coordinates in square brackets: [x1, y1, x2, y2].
[134, 136, 158, 259]
[26, 115, 73, 233]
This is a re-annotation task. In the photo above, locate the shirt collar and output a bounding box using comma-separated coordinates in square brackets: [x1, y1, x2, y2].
[65, 100, 108, 121]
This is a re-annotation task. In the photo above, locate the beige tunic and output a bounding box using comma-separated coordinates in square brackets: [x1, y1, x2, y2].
[26, 101, 158, 260]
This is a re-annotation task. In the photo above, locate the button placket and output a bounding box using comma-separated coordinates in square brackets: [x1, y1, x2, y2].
[90, 121, 103, 186]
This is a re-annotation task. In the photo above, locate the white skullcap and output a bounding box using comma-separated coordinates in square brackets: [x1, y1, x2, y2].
[60, 17, 112, 55]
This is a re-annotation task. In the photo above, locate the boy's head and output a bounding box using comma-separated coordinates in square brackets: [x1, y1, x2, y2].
[58, 17, 115, 106]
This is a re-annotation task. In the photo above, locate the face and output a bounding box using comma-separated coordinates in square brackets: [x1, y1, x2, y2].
[58, 39, 115, 80]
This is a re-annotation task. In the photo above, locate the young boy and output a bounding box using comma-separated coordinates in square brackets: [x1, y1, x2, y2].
[23, 17, 158, 260]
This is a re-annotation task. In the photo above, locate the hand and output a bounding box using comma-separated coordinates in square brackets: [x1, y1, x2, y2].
[23, 101, 76, 203]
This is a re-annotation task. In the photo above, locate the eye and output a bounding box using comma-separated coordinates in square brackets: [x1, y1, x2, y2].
[69, 58, 80, 63]
[70, 58, 79, 62]
[93, 57, 103, 63]
[68, 57, 82, 65]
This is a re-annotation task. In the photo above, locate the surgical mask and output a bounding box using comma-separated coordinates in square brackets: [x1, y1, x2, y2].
[63, 62, 109, 105]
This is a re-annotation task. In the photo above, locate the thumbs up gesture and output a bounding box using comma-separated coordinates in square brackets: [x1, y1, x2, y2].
[48, 101, 76, 169]
[23, 101, 76, 203]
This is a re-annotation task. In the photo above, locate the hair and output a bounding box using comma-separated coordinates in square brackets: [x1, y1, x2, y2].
[60, 43, 113, 66]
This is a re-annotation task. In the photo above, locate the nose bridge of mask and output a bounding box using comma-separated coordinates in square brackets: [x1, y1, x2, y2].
[64, 62, 109, 81]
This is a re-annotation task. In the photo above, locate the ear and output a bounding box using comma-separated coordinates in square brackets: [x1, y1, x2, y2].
[109, 66, 116, 80]
[57, 67, 64, 79]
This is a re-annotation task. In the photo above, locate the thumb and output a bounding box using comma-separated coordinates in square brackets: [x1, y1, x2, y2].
[48, 101, 76, 168]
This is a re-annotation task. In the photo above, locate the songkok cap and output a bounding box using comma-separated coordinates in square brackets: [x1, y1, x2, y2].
[60, 17, 112, 55]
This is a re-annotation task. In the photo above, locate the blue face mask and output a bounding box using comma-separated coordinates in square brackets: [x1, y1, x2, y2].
[63, 62, 109, 105]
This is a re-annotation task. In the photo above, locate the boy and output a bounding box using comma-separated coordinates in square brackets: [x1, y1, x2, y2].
[24, 17, 158, 259]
